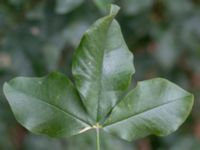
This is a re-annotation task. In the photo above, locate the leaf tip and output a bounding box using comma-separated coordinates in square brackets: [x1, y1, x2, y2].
[109, 4, 120, 16]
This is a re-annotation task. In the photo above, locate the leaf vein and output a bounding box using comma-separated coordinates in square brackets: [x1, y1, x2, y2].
[103, 95, 191, 127]
[8, 85, 91, 126]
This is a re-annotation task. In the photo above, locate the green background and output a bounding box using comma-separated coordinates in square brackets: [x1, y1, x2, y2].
[0, 0, 200, 149]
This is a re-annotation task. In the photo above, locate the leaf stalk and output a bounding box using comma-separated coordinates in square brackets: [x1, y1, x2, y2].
[95, 123, 101, 150]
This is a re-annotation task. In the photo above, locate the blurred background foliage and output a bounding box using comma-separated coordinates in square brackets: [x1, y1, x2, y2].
[0, 0, 200, 149]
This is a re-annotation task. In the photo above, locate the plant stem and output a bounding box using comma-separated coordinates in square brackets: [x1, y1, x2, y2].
[96, 127, 100, 150]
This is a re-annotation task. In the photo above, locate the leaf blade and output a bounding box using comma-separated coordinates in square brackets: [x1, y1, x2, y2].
[3, 72, 91, 137]
[103, 78, 194, 141]
[72, 4, 135, 122]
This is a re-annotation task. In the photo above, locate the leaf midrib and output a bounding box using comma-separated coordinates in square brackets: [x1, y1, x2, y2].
[7, 84, 91, 127]
[103, 95, 191, 127]
[96, 15, 114, 121]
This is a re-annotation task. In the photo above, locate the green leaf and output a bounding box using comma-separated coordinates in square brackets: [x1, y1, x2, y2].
[2, 4, 194, 145]
[103, 78, 194, 141]
[3, 72, 91, 137]
[72, 4, 135, 122]
[55, 0, 84, 14]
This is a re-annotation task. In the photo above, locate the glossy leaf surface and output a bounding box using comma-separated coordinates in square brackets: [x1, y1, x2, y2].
[72, 5, 135, 121]
[3, 4, 194, 143]
[103, 78, 194, 141]
[3, 72, 91, 137]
